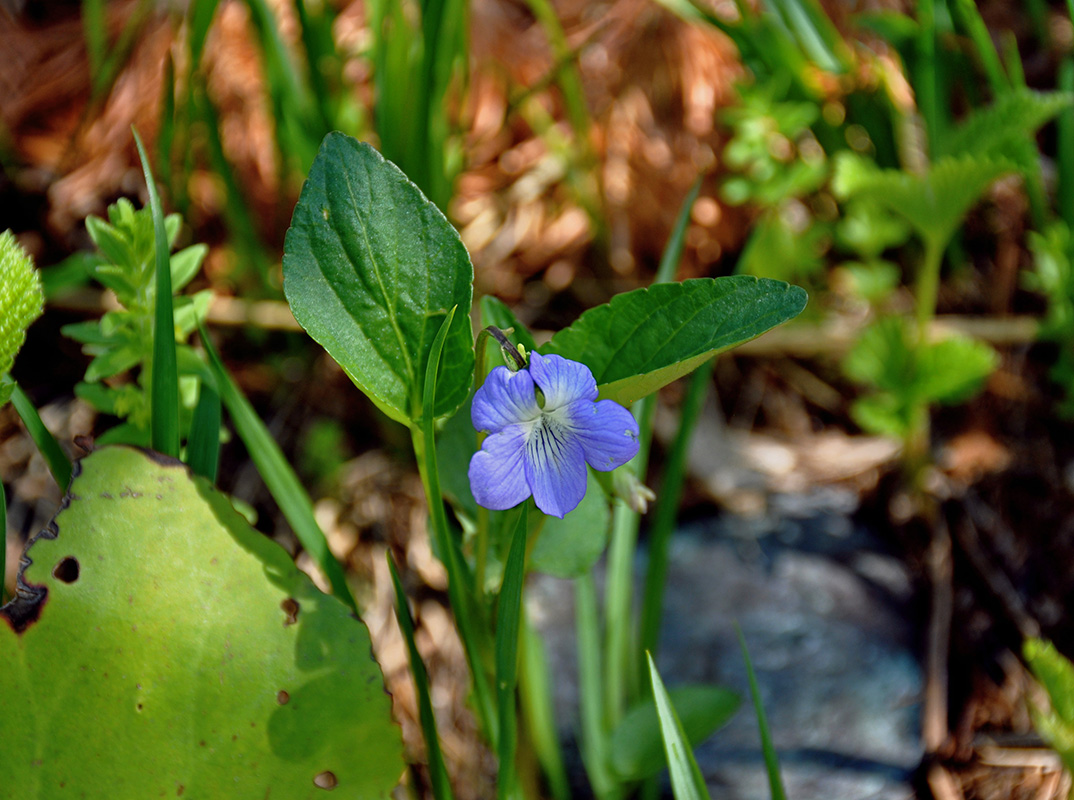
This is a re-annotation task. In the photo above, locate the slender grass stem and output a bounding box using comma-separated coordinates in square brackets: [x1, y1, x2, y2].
[576, 574, 619, 800]
[389, 553, 455, 800]
[638, 360, 713, 671]
[134, 129, 180, 460]
[519, 617, 571, 800]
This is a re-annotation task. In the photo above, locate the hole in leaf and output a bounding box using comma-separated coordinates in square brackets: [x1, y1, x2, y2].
[281, 598, 300, 626]
[52, 557, 80, 583]
[276, 690, 290, 705]
[136, 703, 144, 712]
[314, 771, 337, 790]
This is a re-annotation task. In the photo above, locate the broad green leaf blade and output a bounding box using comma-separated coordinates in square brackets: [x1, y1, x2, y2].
[530, 472, 609, 578]
[541, 277, 806, 406]
[0, 446, 402, 798]
[1025, 639, 1074, 724]
[133, 129, 180, 459]
[610, 683, 739, 781]
[917, 335, 999, 404]
[1024, 639, 1074, 773]
[646, 654, 712, 800]
[388, 555, 454, 800]
[283, 134, 474, 426]
[200, 324, 356, 612]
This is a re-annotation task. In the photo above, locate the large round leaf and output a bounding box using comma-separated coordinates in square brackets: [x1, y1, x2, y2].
[0, 446, 402, 798]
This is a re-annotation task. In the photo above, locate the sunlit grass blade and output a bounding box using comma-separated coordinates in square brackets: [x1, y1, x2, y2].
[646, 653, 711, 800]
[133, 129, 180, 459]
[519, 617, 571, 800]
[413, 307, 497, 738]
[737, 626, 787, 800]
[603, 179, 700, 725]
[638, 358, 713, 666]
[82, 0, 107, 93]
[198, 322, 357, 612]
[11, 383, 72, 490]
[766, 0, 848, 74]
[187, 381, 221, 482]
[388, 553, 455, 800]
[494, 505, 528, 800]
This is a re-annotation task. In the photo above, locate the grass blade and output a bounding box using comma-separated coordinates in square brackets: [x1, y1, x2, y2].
[576, 573, 616, 800]
[11, 383, 72, 490]
[646, 653, 711, 800]
[187, 381, 221, 482]
[198, 322, 357, 612]
[133, 129, 180, 459]
[638, 359, 712, 664]
[737, 626, 787, 800]
[388, 553, 455, 800]
[413, 307, 497, 737]
[495, 505, 528, 800]
[519, 617, 571, 800]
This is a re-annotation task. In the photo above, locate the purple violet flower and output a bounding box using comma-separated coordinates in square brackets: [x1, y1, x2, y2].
[468, 351, 640, 518]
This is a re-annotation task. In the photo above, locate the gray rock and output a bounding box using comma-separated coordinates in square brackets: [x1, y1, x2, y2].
[529, 499, 922, 800]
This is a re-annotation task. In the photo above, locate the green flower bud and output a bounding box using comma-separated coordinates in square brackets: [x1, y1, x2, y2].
[0, 230, 44, 377]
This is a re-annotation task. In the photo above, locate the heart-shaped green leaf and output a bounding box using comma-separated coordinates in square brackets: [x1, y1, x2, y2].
[283, 134, 474, 426]
[0, 446, 402, 799]
[540, 277, 807, 405]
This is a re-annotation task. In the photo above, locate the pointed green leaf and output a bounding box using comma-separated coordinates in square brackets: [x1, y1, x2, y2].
[832, 152, 1014, 248]
[940, 90, 1074, 160]
[646, 654, 712, 800]
[0, 446, 402, 797]
[540, 277, 806, 406]
[283, 134, 474, 427]
[610, 683, 739, 781]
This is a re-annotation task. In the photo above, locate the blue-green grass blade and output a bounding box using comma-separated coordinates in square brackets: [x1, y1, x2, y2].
[198, 322, 357, 612]
[646, 653, 711, 800]
[187, 381, 221, 482]
[495, 506, 528, 800]
[575, 574, 616, 799]
[519, 618, 571, 800]
[638, 359, 712, 666]
[388, 554, 455, 800]
[604, 178, 700, 723]
[737, 626, 787, 800]
[11, 383, 72, 490]
[133, 129, 180, 459]
[414, 308, 497, 739]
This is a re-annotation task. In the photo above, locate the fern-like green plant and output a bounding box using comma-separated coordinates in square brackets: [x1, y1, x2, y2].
[61, 199, 210, 445]
[0, 230, 44, 406]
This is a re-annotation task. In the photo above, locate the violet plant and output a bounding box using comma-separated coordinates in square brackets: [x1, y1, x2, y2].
[281, 132, 807, 799]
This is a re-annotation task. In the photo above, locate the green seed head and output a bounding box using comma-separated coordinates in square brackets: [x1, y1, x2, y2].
[0, 230, 44, 376]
